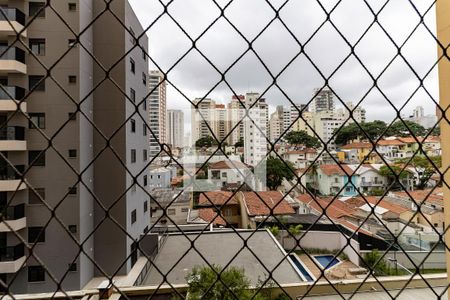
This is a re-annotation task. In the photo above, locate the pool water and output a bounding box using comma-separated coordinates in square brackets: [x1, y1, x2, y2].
[315, 255, 340, 269]
[289, 255, 313, 281]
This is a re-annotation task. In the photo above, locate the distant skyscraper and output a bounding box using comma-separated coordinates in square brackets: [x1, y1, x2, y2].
[244, 93, 268, 166]
[149, 70, 167, 157]
[310, 87, 335, 113]
[191, 98, 216, 143]
[167, 110, 184, 148]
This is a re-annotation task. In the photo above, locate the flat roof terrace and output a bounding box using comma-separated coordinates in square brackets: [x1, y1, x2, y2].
[142, 229, 303, 286]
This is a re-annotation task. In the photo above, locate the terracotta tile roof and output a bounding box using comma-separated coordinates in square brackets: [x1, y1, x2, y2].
[398, 137, 418, 144]
[243, 191, 295, 216]
[209, 160, 249, 170]
[285, 149, 317, 155]
[392, 188, 443, 207]
[377, 139, 405, 146]
[319, 164, 353, 176]
[198, 208, 227, 226]
[337, 219, 373, 236]
[341, 142, 373, 149]
[215, 104, 226, 108]
[350, 196, 409, 215]
[198, 191, 238, 206]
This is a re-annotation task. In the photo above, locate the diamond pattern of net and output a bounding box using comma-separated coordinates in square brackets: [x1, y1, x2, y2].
[0, 0, 447, 299]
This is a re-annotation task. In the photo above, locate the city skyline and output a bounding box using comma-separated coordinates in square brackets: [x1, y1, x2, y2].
[129, 0, 440, 125]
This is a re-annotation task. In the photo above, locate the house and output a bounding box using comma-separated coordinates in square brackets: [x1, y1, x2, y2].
[282, 148, 317, 169]
[239, 191, 296, 229]
[348, 164, 388, 194]
[150, 189, 191, 226]
[422, 136, 441, 156]
[376, 139, 406, 160]
[196, 191, 242, 228]
[316, 164, 356, 196]
[207, 160, 254, 190]
[340, 142, 375, 163]
[149, 166, 177, 188]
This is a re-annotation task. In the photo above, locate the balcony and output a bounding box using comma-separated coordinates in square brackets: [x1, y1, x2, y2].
[0, 46, 26, 74]
[0, 86, 26, 112]
[0, 244, 25, 273]
[0, 8, 26, 38]
[0, 126, 26, 151]
[0, 165, 26, 191]
[360, 181, 384, 187]
[0, 203, 26, 232]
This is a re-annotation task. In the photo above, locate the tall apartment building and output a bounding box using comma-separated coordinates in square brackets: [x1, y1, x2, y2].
[227, 94, 245, 146]
[335, 101, 366, 124]
[148, 70, 167, 157]
[214, 104, 228, 143]
[167, 109, 184, 148]
[0, 0, 149, 293]
[269, 111, 282, 142]
[294, 111, 343, 149]
[244, 93, 268, 166]
[191, 98, 215, 144]
[310, 87, 335, 113]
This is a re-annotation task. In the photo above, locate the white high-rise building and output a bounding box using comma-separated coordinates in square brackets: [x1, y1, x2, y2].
[228, 95, 246, 145]
[408, 105, 437, 129]
[269, 111, 283, 142]
[149, 70, 167, 157]
[244, 93, 268, 166]
[167, 110, 184, 148]
[335, 101, 366, 124]
[191, 98, 216, 143]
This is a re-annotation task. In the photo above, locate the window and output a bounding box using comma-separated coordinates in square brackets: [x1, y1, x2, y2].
[130, 88, 135, 102]
[28, 227, 45, 243]
[167, 209, 176, 215]
[131, 149, 136, 163]
[142, 49, 146, 61]
[29, 188, 45, 205]
[142, 99, 147, 110]
[143, 149, 148, 161]
[181, 207, 189, 213]
[144, 201, 148, 212]
[131, 210, 137, 224]
[29, 39, 45, 56]
[129, 27, 136, 44]
[29, 75, 45, 91]
[68, 263, 77, 272]
[131, 119, 136, 133]
[68, 112, 77, 121]
[222, 172, 227, 178]
[28, 150, 46, 166]
[68, 76, 77, 84]
[68, 3, 77, 11]
[68, 187, 77, 195]
[143, 175, 148, 186]
[29, 113, 45, 129]
[68, 225, 77, 234]
[142, 72, 146, 85]
[143, 124, 147, 136]
[130, 58, 135, 74]
[68, 149, 77, 158]
[28, 266, 45, 282]
[29, 2, 45, 18]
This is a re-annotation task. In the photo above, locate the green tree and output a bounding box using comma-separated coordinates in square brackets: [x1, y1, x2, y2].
[195, 136, 217, 148]
[184, 265, 268, 300]
[234, 137, 244, 148]
[266, 157, 295, 190]
[334, 121, 387, 145]
[268, 225, 280, 237]
[288, 224, 303, 236]
[284, 131, 321, 148]
[386, 120, 426, 137]
[363, 249, 390, 276]
[379, 165, 411, 190]
[397, 155, 441, 189]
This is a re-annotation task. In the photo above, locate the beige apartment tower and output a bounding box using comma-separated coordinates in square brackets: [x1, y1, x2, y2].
[0, 0, 150, 294]
[148, 70, 167, 157]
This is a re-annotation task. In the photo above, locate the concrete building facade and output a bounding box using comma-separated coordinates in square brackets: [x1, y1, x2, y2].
[148, 70, 167, 157]
[0, 0, 150, 293]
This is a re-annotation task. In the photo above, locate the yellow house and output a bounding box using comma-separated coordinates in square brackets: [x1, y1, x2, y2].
[340, 142, 378, 163]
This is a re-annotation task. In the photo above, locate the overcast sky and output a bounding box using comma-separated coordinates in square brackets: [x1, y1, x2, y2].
[128, 0, 439, 127]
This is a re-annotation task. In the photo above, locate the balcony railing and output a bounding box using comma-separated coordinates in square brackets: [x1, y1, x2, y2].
[0, 203, 25, 220]
[0, 126, 25, 141]
[0, 244, 24, 262]
[0, 165, 24, 180]
[0, 8, 25, 26]
[360, 181, 384, 187]
[0, 46, 25, 64]
[0, 86, 25, 101]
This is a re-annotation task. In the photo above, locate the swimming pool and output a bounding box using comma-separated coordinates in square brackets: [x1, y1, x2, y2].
[314, 255, 340, 269]
[289, 254, 314, 281]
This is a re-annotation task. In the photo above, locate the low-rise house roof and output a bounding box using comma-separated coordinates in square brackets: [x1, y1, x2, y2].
[391, 188, 443, 207]
[242, 191, 295, 216]
[209, 160, 249, 170]
[198, 191, 238, 206]
[341, 142, 373, 149]
[319, 164, 353, 176]
[197, 208, 227, 226]
[377, 139, 405, 146]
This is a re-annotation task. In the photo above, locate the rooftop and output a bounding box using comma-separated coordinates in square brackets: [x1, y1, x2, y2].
[243, 191, 296, 216]
[142, 230, 303, 286]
